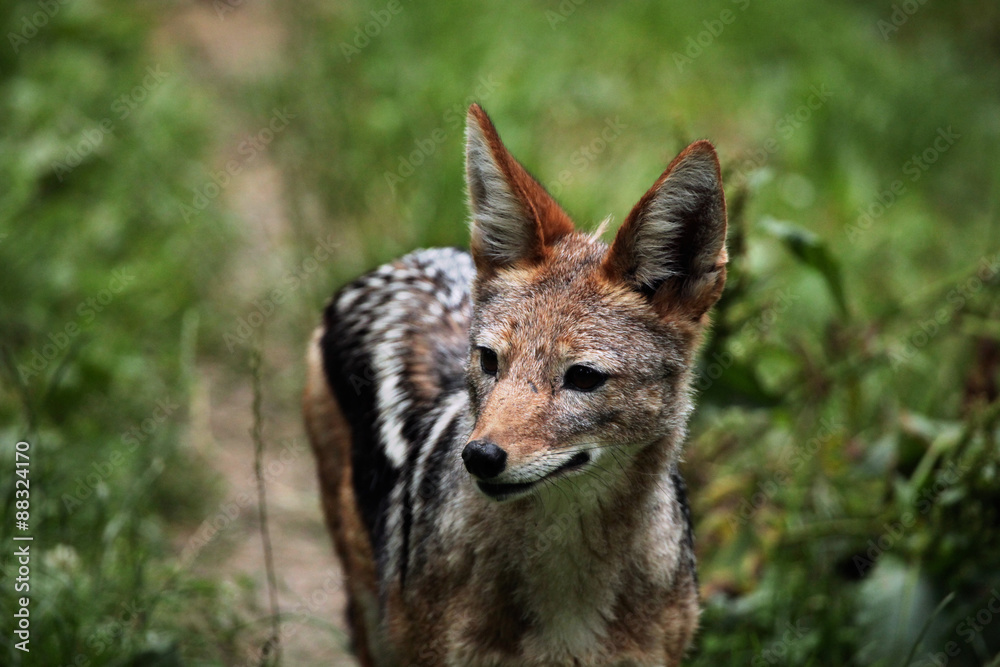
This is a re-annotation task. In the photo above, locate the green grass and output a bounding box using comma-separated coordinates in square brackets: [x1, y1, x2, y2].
[2, 0, 999, 664]
[0, 0, 259, 664]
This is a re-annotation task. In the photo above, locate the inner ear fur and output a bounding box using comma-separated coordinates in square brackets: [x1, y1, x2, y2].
[603, 140, 728, 321]
[465, 104, 575, 273]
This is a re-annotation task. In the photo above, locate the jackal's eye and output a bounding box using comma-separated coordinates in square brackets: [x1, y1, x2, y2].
[478, 347, 499, 377]
[564, 365, 607, 392]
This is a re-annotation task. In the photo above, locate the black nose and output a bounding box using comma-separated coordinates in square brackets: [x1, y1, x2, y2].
[462, 440, 507, 479]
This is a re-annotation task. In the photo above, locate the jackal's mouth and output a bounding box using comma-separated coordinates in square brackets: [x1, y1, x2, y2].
[476, 452, 591, 501]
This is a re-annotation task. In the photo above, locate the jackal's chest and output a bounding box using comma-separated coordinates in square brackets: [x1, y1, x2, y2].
[390, 493, 693, 667]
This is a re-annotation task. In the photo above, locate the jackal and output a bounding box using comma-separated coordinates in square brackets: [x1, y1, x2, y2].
[303, 104, 727, 666]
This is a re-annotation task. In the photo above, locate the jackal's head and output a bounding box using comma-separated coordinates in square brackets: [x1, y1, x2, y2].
[461, 104, 727, 503]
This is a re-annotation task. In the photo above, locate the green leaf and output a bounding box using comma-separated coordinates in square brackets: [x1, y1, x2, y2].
[761, 217, 849, 318]
[854, 557, 940, 665]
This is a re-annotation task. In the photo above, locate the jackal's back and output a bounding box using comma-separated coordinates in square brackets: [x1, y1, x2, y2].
[318, 248, 473, 573]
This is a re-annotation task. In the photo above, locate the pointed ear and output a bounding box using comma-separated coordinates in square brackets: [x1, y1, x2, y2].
[465, 104, 574, 273]
[604, 140, 728, 321]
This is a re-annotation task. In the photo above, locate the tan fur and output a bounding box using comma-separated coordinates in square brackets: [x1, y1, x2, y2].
[303, 328, 378, 666]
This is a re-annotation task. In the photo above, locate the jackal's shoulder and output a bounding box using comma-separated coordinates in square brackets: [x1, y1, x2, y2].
[317, 247, 474, 561]
[326, 247, 474, 324]
[319, 244, 475, 446]
[322, 246, 474, 376]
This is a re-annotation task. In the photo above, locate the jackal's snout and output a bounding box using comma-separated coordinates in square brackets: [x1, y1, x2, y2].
[461, 439, 507, 479]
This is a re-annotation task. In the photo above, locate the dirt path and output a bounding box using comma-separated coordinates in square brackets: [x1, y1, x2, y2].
[192, 362, 352, 665]
[159, 4, 356, 664]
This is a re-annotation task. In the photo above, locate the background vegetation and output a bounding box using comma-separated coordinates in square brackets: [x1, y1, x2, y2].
[1, 0, 998, 665]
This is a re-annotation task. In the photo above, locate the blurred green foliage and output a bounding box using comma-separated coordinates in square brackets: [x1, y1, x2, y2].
[1, 0, 999, 664]
[0, 0, 254, 664]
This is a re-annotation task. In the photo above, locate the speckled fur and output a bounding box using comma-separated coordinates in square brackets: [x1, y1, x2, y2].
[303, 105, 727, 666]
